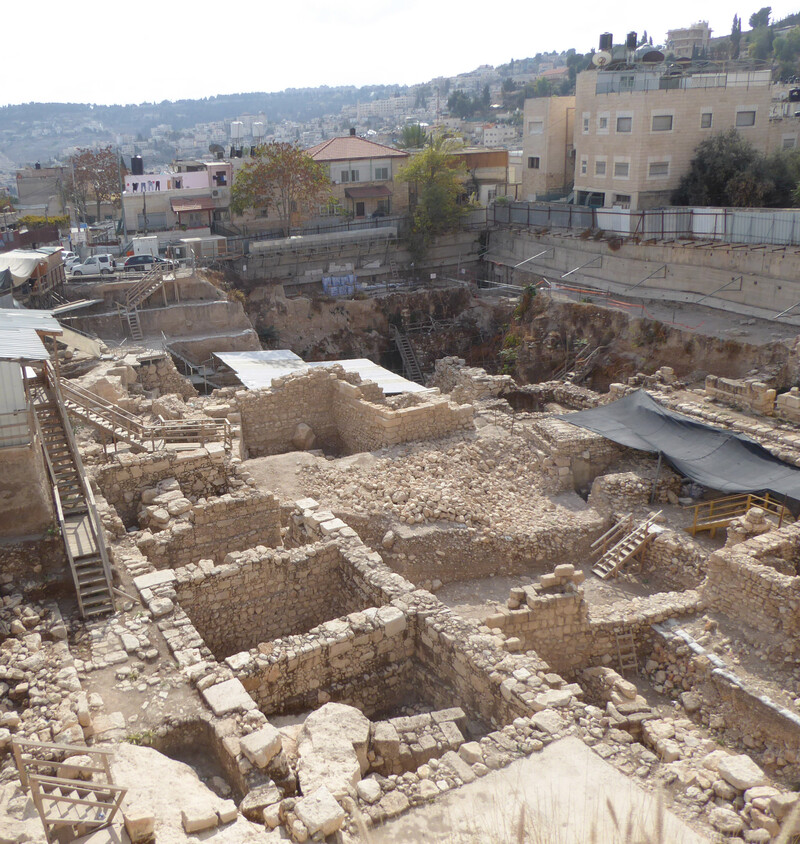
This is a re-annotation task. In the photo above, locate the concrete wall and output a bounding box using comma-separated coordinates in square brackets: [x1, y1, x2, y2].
[488, 228, 800, 324]
[521, 96, 575, 200]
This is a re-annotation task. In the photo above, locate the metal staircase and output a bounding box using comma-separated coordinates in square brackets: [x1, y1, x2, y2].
[394, 327, 424, 384]
[32, 365, 115, 619]
[58, 377, 232, 453]
[120, 265, 170, 342]
[591, 511, 662, 580]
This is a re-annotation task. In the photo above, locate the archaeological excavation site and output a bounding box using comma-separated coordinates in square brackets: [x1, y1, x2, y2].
[7, 231, 800, 844]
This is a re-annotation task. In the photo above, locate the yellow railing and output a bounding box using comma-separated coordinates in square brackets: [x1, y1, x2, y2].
[685, 492, 791, 537]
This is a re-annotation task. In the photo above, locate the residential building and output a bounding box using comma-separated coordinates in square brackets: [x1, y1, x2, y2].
[571, 64, 774, 209]
[306, 132, 410, 219]
[15, 166, 68, 218]
[666, 21, 712, 59]
[521, 97, 575, 201]
[451, 148, 514, 204]
[481, 123, 520, 147]
[121, 160, 232, 234]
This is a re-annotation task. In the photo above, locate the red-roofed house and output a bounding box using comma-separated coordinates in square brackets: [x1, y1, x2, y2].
[306, 131, 410, 219]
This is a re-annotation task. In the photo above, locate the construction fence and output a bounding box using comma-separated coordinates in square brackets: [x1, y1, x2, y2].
[491, 202, 800, 247]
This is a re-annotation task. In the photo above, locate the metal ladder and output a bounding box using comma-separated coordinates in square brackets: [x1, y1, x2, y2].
[394, 327, 424, 383]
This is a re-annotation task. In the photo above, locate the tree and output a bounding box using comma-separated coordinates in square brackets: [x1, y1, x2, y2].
[398, 124, 428, 149]
[397, 136, 469, 258]
[673, 130, 782, 207]
[749, 6, 771, 28]
[230, 142, 331, 237]
[774, 26, 800, 77]
[69, 146, 121, 223]
[731, 15, 742, 59]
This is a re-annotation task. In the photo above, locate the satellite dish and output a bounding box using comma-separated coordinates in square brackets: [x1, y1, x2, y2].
[208, 143, 224, 155]
[593, 50, 612, 67]
[641, 50, 665, 64]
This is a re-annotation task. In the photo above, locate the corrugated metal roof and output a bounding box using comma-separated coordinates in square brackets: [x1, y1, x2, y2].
[212, 350, 429, 395]
[0, 326, 50, 361]
[0, 307, 62, 335]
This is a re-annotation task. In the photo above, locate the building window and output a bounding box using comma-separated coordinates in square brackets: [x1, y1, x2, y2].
[620, 75, 635, 91]
[528, 121, 544, 135]
[783, 136, 797, 150]
[340, 170, 350, 183]
[598, 116, 608, 131]
[350, 170, 360, 182]
[580, 158, 588, 175]
[651, 114, 673, 131]
[614, 161, 630, 178]
[700, 112, 713, 128]
[527, 157, 540, 169]
[374, 166, 389, 180]
[376, 198, 391, 214]
[616, 116, 632, 133]
[582, 113, 590, 134]
[595, 160, 606, 176]
[736, 110, 756, 127]
[649, 161, 670, 177]
[614, 194, 631, 206]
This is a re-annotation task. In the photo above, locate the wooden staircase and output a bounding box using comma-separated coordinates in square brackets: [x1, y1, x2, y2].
[32, 367, 115, 619]
[591, 511, 662, 580]
[615, 630, 639, 676]
[394, 327, 424, 384]
[12, 738, 127, 844]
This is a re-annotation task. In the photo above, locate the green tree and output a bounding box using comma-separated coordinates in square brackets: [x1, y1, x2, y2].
[69, 146, 121, 223]
[398, 124, 428, 149]
[731, 14, 742, 59]
[447, 90, 474, 119]
[750, 25, 774, 59]
[749, 6, 771, 28]
[231, 142, 330, 236]
[397, 136, 469, 259]
[774, 26, 800, 76]
[673, 130, 783, 207]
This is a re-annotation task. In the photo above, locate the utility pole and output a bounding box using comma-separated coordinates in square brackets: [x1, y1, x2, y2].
[117, 143, 128, 241]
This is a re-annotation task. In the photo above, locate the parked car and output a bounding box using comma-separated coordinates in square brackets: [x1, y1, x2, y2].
[60, 250, 77, 264]
[123, 254, 172, 272]
[70, 254, 116, 276]
[65, 256, 81, 271]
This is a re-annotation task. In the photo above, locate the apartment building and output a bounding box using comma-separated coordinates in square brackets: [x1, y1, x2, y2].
[572, 65, 774, 209]
[521, 96, 575, 201]
[666, 21, 712, 59]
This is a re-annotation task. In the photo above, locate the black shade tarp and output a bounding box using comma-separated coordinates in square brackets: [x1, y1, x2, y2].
[558, 389, 800, 502]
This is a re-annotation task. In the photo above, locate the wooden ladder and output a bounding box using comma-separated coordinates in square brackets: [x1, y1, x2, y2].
[615, 630, 638, 676]
[592, 511, 662, 580]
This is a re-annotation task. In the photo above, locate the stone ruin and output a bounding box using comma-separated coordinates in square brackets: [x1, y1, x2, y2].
[5, 354, 800, 842]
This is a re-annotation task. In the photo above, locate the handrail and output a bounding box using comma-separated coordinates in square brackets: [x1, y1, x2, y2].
[686, 492, 791, 535]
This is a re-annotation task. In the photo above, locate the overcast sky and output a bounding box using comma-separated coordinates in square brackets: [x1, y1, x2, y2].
[4, 1, 799, 107]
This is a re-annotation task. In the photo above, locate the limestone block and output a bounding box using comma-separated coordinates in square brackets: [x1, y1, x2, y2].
[532, 709, 565, 735]
[376, 605, 407, 637]
[373, 721, 400, 761]
[217, 799, 238, 824]
[356, 778, 382, 804]
[441, 750, 476, 784]
[201, 678, 257, 716]
[292, 423, 316, 451]
[239, 724, 282, 768]
[717, 754, 766, 791]
[708, 806, 743, 835]
[458, 742, 483, 765]
[123, 804, 155, 842]
[181, 806, 218, 833]
[379, 790, 410, 818]
[239, 784, 282, 821]
[295, 786, 344, 837]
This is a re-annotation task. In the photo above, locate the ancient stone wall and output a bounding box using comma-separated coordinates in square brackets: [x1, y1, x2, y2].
[702, 525, 800, 638]
[174, 543, 367, 660]
[137, 489, 281, 569]
[238, 366, 474, 459]
[0, 536, 68, 588]
[776, 387, 800, 423]
[526, 417, 625, 492]
[134, 353, 198, 400]
[489, 567, 701, 676]
[705, 375, 776, 416]
[641, 529, 707, 590]
[647, 624, 800, 781]
[0, 442, 54, 539]
[232, 605, 413, 717]
[92, 445, 231, 527]
[587, 471, 681, 516]
[429, 357, 515, 403]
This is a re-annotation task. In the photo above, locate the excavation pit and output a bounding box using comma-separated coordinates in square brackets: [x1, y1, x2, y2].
[173, 543, 374, 661]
